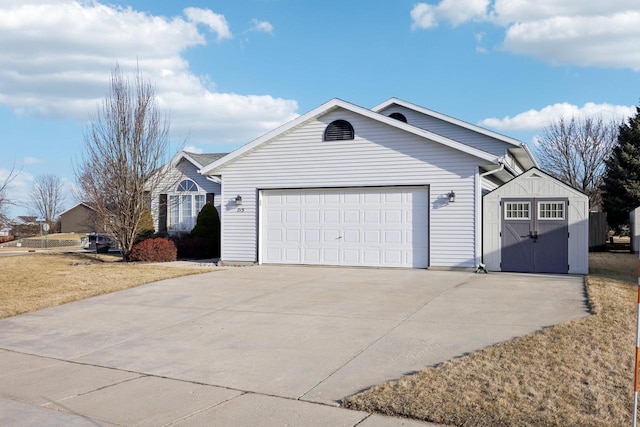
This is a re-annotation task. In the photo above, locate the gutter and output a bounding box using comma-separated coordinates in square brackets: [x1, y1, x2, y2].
[480, 161, 505, 178]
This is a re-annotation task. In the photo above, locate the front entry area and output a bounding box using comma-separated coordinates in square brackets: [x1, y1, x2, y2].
[260, 186, 429, 268]
[501, 198, 569, 274]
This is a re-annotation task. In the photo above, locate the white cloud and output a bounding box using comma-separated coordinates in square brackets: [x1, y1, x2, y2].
[23, 157, 43, 165]
[411, 0, 489, 30]
[0, 1, 298, 143]
[411, 0, 640, 70]
[479, 102, 636, 131]
[184, 7, 232, 41]
[183, 145, 203, 154]
[249, 19, 274, 34]
[0, 168, 33, 213]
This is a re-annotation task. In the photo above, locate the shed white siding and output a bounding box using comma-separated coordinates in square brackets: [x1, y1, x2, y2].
[217, 108, 482, 268]
[483, 169, 588, 274]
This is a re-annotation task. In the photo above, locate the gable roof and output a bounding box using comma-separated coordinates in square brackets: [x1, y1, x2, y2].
[373, 98, 538, 170]
[173, 151, 228, 169]
[59, 202, 95, 217]
[487, 167, 587, 198]
[201, 98, 505, 175]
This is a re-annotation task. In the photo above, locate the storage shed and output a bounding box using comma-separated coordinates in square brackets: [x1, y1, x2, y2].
[483, 168, 588, 274]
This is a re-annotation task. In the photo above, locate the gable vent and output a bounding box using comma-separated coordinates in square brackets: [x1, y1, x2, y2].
[324, 120, 355, 141]
[389, 112, 407, 123]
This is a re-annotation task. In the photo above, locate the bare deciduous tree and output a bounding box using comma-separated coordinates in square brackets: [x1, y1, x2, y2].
[0, 162, 20, 228]
[537, 116, 618, 209]
[76, 66, 171, 260]
[30, 173, 66, 228]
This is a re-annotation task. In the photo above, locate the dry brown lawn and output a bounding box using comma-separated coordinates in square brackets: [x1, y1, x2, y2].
[0, 252, 214, 319]
[343, 252, 639, 427]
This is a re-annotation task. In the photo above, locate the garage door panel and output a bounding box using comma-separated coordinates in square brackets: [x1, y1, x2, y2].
[267, 211, 282, 223]
[343, 210, 359, 223]
[324, 210, 340, 223]
[323, 249, 339, 263]
[305, 211, 320, 223]
[261, 187, 429, 268]
[304, 229, 320, 242]
[363, 250, 380, 264]
[385, 230, 403, 243]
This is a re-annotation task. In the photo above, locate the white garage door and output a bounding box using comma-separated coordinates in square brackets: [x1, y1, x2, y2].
[260, 186, 429, 268]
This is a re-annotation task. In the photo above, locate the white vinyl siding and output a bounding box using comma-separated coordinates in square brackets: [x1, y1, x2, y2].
[379, 105, 509, 158]
[217, 108, 480, 268]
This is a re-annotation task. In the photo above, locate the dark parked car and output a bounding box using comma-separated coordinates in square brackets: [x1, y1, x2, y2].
[81, 233, 115, 253]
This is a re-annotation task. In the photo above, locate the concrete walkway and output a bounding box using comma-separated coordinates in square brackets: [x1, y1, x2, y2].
[0, 266, 588, 426]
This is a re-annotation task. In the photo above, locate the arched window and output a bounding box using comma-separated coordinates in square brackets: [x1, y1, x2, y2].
[324, 120, 355, 141]
[177, 179, 198, 192]
[389, 112, 407, 123]
[169, 179, 205, 232]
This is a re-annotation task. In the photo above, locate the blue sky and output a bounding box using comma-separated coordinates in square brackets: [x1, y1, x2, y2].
[2, 0, 640, 218]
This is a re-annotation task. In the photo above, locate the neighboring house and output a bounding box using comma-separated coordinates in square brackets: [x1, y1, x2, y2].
[150, 151, 227, 234]
[59, 202, 98, 233]
[11, 215, 40, 238]
[199, 97, 545, 269]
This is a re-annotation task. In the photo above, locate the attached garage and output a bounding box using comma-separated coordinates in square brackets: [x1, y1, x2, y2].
[200, 98, 540, 270]
[483, 168, 589, 274]
[259, 186, 429, 268]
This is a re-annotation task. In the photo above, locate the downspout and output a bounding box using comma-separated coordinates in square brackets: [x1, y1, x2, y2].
[476, 160, 505, 273]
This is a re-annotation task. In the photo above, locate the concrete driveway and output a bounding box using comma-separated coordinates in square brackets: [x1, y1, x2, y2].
[0, 266, 588, 426]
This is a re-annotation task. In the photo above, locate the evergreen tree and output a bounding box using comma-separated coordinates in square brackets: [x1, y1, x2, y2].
[136, 208, 155, 242]
[601, 106, 640, 229]
[191, 203, 221, 257]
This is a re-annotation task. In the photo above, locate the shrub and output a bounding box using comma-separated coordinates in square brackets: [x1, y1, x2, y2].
[130, 237, 177, 262]
[172, 235, 213, 259]
[0, 235, 14, 244]
[136, 209, 155, 242]
[190, 203, 220, 258]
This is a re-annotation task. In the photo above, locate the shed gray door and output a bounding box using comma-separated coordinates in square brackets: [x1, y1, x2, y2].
[501, 198, 568, 274]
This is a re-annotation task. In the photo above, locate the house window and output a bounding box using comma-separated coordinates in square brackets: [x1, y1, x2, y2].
[505, 202, 530, 219]
[538, 202, 565, 220]
[168, 180, 205, 232]
[389, 112, 407, 123]
[324, 120, 354, 141]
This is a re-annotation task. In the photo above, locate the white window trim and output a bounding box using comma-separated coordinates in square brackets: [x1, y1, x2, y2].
[168, 180, 206, 232]
[537, 201, 565, 220]
[504, 202, 531, 220]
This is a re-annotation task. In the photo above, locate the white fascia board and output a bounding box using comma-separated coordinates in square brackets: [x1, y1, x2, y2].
[202, 98, 499, 175]
[206, 175, 222, 184]
[373, 98, 526, 148]
[520, 143, 540, 169]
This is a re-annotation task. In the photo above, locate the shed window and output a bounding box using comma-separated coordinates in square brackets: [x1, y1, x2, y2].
[538, 202, 565, 220]
[389, 112, 407, 123]
[505, 202, 530, 219]
[324, 120, 354, 141]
